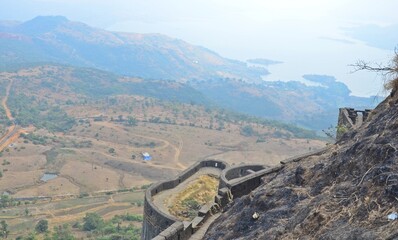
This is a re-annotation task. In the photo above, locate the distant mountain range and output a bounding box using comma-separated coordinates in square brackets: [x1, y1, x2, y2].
[0, 16, 266, 81]
[0, 16, 381, 131]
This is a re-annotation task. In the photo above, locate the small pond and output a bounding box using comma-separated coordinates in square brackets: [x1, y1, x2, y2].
[40, 173, 58, 182]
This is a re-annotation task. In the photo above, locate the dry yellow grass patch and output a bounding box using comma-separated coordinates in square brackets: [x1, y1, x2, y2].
[168, 175, 219, 221]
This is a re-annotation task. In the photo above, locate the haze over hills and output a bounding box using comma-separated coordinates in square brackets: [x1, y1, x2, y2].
[0, 16, 381, 130]
[0, 16, 266, 81]
[190, 75, 381, 130]
[0, 12, 394, 240]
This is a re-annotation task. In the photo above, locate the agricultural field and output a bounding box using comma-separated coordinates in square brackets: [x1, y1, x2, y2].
[0, 191, 144, 239]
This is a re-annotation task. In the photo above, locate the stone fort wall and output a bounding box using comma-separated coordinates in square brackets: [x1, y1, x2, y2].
[142, 159, 228, 240]
[142, 147, 328, 240]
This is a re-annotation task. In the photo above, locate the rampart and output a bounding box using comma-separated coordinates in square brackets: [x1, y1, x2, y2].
[142, 147, 329, 240]
[142, 159, 228, 240]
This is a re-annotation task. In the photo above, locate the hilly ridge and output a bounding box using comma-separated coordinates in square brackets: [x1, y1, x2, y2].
[0, 16, 381, 130]
[190, 75, 380, 130]
[0, 64, 318, 139]
[0, 16, 266, 81]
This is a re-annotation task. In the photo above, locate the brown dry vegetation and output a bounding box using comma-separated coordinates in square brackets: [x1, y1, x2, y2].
[168, 175, 219, 221]
[0, 120, 324, 197]
[385, 53, 398, 92]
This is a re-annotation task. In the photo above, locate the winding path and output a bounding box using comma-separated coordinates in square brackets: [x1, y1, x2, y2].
[2, 79, 13, 120]
[92, 121, 187, 170]
[0, 80, 18, 152]
[0, 80, 32, 152]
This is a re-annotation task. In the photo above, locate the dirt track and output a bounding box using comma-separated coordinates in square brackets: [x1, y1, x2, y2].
[2, 79, 13, 120]
[0, 80, 17, 151]
[0, 80, 33, 152]
[92, 121, 187, 170]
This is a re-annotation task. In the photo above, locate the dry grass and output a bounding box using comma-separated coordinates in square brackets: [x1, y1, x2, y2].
[384, 53, 398, 92]
[168, 175, 219, 221]
[0, 120, 325, 197]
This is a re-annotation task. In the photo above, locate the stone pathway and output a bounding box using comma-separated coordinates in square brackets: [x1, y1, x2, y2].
[190, 213, 221, 240]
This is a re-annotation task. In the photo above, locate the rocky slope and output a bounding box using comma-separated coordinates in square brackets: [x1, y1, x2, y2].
[205, 88, 398, 239]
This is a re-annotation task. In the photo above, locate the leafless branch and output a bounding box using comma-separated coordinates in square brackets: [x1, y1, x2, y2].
[349, 49, 398, 91]
[349, 60, 394, 74]
[349, 48, 398, 75]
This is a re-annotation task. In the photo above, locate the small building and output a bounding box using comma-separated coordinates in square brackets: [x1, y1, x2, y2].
[142, 152, 152, 161]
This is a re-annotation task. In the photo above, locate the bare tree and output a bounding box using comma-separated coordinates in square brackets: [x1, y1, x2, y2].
[350, 50, 398, 91]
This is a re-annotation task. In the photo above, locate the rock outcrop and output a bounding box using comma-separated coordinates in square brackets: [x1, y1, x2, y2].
[205, 89, 398, 239]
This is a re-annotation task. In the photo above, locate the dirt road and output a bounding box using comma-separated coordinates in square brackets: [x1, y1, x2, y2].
[2, 79, 13, 120]
[92, 121, 187, 170]
[0, 80, 31, 152]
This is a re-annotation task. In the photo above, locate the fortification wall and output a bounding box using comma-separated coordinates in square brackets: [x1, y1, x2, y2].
[219, 164, 266, 189]
[228, 165, 284, 198]
[144, 147, 329, 240]
[142, 159, 228, 240]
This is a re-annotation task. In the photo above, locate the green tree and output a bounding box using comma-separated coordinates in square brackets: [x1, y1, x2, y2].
[20, 232, 37, 240]
[0, 195, 13, 208]
[83, 213, 103, 231]
[52, 225, 75, 240]
[0, 220, 9, 239]
[127, 116, 137, 126]
[240, 125, 255, 137]
[35, 219, 48, 233]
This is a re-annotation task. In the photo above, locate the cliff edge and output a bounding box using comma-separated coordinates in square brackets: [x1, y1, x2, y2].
[205, 88, 398, 239]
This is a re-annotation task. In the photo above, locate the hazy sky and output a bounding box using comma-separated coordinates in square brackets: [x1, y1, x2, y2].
[2, 0, 398, 96]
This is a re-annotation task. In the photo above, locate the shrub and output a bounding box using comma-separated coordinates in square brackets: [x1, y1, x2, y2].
[83, 213, 103, 231]
[35, 219, 48, 233]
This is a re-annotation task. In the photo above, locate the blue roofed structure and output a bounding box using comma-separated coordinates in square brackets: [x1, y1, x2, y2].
[142, 152, 152, 161]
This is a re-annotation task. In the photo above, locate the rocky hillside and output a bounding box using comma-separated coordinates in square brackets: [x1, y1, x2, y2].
[205, 87, 398, 239]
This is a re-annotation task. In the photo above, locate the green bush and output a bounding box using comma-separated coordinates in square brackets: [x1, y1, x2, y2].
[83, 213, 103, 231]
[35, 219, 49, 233]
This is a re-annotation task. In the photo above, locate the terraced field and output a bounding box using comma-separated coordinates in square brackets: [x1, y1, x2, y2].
[2, 191, 144, 238]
